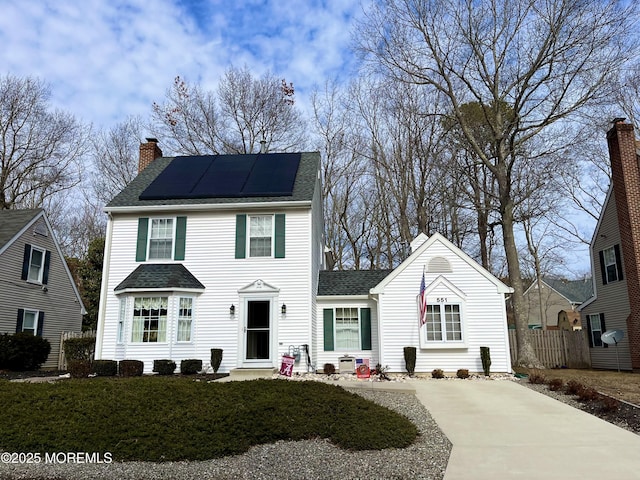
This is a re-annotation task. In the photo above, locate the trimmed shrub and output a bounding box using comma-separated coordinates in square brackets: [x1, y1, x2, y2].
[599, 395, 620, 413]
[480, 346, 491, 376]
[0, 333, 51, 371]
[68, 359, 92, 378]
[528, 370, 546, 384]
[547, 378, 564, 391]
[456, 368, 470, 379]
[431, 368, 445, 379]
[153, 359, 176, 375]
[180, 359, 202, 375]
[64, 337, 95, 362]
[403, 347, 416, 376]
[565, 380, 583, 395]
[119, 360, 144, 377]
[211, 349, 223, 374]
[576, 386, 599, 402]
[92, 360, 117, 377]
[323, 363, 336, 375]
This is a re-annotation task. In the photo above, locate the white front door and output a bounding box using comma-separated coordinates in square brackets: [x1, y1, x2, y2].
[244, 300, 271, 365]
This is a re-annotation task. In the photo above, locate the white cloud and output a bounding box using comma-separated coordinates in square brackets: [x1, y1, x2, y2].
[0, 0, 361, 129]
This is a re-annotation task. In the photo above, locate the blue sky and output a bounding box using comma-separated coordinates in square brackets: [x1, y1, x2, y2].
[0, 0, 363, 128]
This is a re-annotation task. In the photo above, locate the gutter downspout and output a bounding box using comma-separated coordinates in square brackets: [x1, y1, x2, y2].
[94, 213, 114, 359]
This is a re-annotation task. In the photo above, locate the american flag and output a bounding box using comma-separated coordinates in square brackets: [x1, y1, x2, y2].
[418, 271, 427, 327]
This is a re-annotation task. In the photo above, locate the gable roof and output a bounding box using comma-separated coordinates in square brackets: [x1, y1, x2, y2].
[0, 208, 86, 314]
[114, 264, 205, 292]
[542, 277, 593, 305]
[318, 269, 394, 296]
[0, 209, 42, 252]
[106, 152, 320, 211]
[371, 232, 513, 295]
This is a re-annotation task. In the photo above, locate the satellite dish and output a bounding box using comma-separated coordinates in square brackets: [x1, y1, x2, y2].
[601, 330, 625, 372]
[601, 330, 624, 345]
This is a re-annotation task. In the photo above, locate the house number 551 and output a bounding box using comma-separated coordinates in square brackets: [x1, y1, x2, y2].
[436, 297, 447, 303]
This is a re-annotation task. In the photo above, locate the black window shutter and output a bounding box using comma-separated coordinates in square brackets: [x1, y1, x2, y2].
[614, 244, 624, 281]
[586, 315, 593, 348]
[360, 308, 372, 350]
[599, 250, 607, 285]
[323, 309, 334, 351]
[235, 214, 246, 259]
[600, 313, 607, 348]
[274, 214, 285, 258]
[16, 309, 24, 333]
[21, 244, 31, 280]
[36, 312, 44, 337]
[135, 218, 149, 262]
[42, 251, 51, 285]
[174, 216, 187, 261]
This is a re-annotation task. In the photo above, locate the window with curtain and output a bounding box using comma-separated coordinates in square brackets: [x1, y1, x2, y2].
[249, 215, 272, 257]
[177, 297, 193, 342]
[149, 219, 174, 260]
[131, 297, 167, 343]
[335, 307, 360, 350]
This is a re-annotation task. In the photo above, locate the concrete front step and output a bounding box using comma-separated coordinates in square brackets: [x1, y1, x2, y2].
[227, 368, 277, 380]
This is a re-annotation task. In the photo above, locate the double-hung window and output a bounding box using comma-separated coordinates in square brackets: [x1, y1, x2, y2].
[21, 244, 50, 284]
[335, 307, 360, 350]
[600, 245, 623, 284]
[21, 310, 39, 336]
[131, 297, 168, 343]
[423, 302, 463, 344]
[588, 313, 604, 348]
[177, 297, 193, 342]
[249, 215, 273, 257]
[149, 219, 174, 260]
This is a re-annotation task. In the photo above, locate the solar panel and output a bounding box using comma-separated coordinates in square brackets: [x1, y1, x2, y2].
[243, 153, 301, 196]
[139, 153, 302, 200]
[139, 156, 213, 200]
[190, 155, 253, 197]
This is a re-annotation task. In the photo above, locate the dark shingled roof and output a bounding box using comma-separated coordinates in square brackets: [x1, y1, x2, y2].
[115, 264, 205, 292]
[0, 209, 41, 249]
[544, 277, 593, 305]
[106, 152, 320, 208]
[318, 270, 393, 296]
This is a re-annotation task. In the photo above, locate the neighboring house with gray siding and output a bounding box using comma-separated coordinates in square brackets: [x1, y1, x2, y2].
[580, 120, 640, 371]
[523, 278, 592, 330]
[0, 209, 85, 369]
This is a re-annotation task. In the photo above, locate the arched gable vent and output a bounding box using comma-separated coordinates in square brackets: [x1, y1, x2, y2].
[427, 256, 452, 273]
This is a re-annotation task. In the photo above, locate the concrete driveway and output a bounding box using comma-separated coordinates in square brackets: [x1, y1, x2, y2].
[413, 380, 640, 480]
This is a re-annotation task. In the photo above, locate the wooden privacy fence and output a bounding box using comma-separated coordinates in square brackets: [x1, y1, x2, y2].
[58, 330, 96, 370]
[509, 329, 591, 369]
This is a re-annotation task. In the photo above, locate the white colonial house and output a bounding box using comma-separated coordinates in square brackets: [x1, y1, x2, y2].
[95, 140, 512, 374]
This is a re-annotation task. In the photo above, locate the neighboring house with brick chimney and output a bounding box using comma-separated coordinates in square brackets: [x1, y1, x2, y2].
[0, 209, 85, 368]
[580, 120, 640, 371]
[94, 140, 513, 375]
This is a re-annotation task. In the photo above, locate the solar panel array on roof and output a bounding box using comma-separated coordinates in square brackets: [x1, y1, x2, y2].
[139, 153, 301, 200]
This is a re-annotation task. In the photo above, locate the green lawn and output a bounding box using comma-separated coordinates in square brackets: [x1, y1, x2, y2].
[0, 377, 417, 462]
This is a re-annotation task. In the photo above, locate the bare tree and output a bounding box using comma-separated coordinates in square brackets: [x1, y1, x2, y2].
[151, 67, 307, 156]
[0, 74, 89, 210]
[91, 115, 144, 204]
[356, 0, 638, 368]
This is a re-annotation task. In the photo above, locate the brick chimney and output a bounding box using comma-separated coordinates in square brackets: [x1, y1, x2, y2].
[139, 138, 163, 173]
[607, 119, 640, 369]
